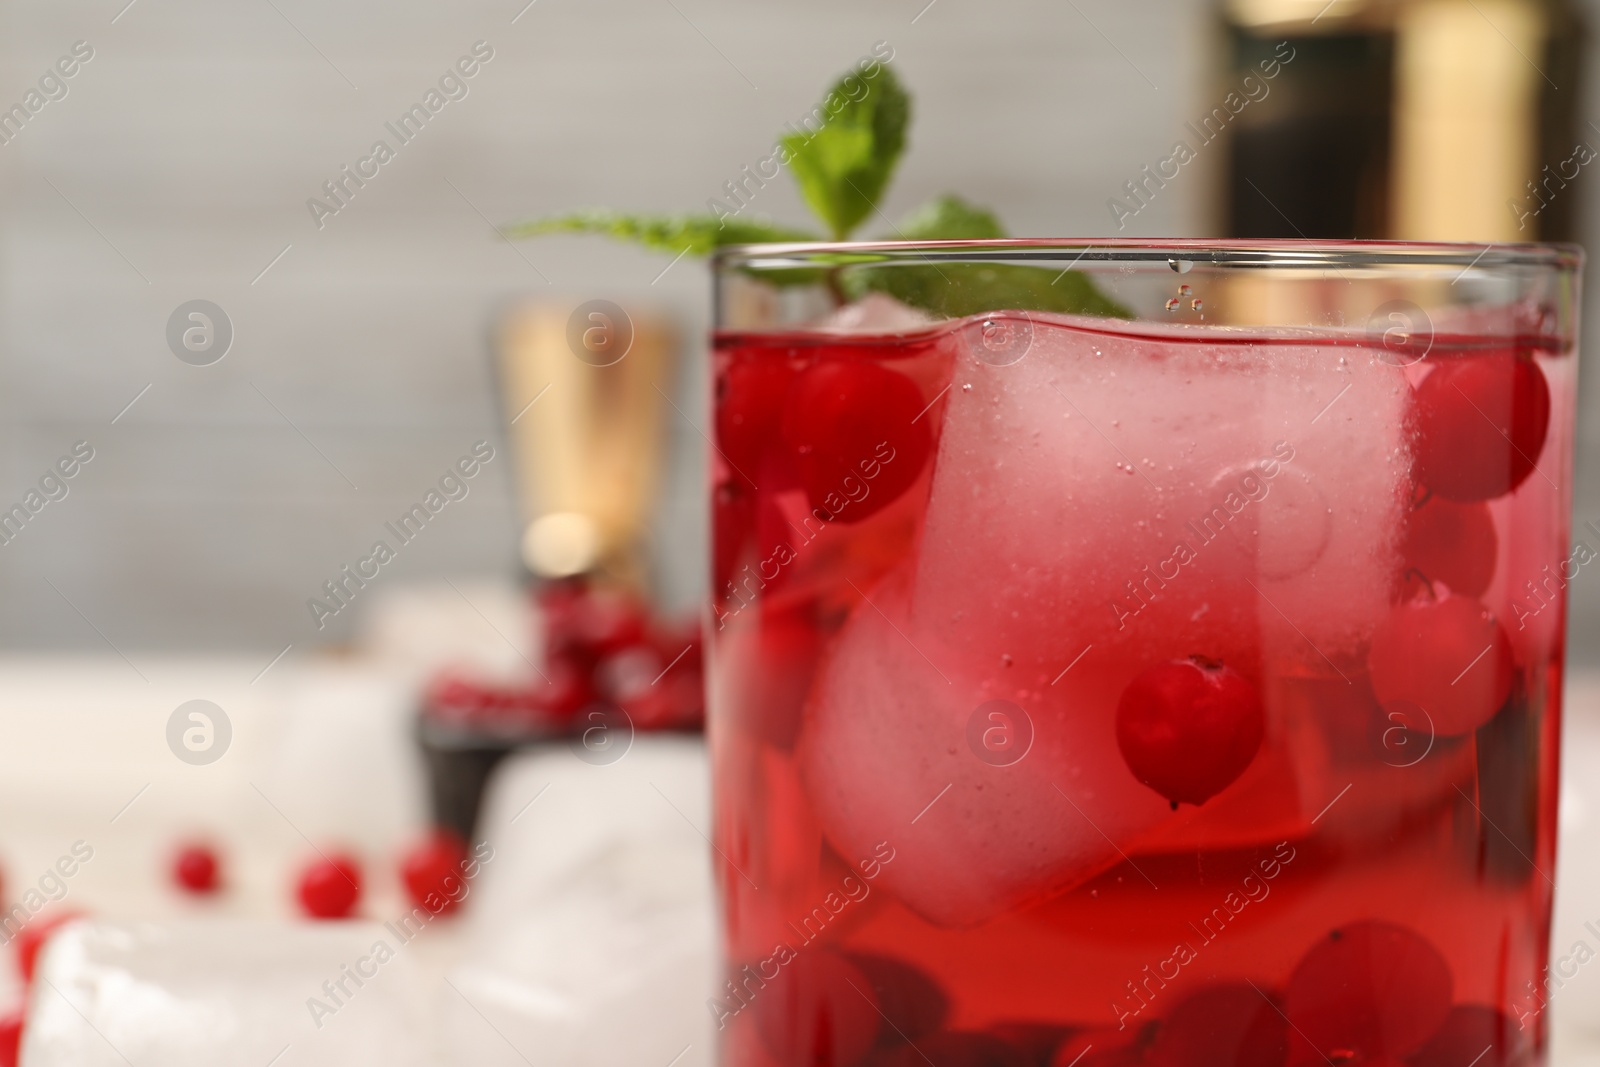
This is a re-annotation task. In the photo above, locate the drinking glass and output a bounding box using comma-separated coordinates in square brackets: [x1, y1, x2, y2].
[707, 240, 1581, 1067]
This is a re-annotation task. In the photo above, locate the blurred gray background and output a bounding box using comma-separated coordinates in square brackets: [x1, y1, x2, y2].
[0, 0, 1595, 658]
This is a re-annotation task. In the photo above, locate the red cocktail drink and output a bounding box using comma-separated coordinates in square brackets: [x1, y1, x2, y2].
[708, 242, 1580, 1067]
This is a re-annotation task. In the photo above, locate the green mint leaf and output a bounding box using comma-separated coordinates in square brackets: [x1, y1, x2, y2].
[503, 209, 817, 255]
[857, 196, 1129, 317]
[781, 65, 909, 240]
[891, 194, 1006, 240]
[848, 261, 1134, 320]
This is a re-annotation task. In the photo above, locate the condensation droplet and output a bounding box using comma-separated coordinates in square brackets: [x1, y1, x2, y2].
[962, 382, 974, 392]
[1165, 298, 1181, 312]
[1178, 284, 1192, 296]
[1168, 258, 1194, 274]
[1190, 298, 1203, 311]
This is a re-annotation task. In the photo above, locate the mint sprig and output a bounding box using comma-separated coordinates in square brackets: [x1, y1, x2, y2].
[504, 209, 816, 255]
[506, 66, 1126, 318]
[780, 66, 909, 240]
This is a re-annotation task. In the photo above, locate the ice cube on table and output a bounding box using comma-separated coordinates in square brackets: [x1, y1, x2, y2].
[22, 920, 435, 1067]
[445, 736, 715, 1067]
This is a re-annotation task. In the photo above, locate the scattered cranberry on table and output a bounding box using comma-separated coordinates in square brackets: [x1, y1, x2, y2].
[422, 575, 704, 739]
[400, 830, 469, 915]
[15, 911, 82, 982]
[0, 1011, 19, 1067]
[172, 842, 221, 895]
[296, 854, 362, 919]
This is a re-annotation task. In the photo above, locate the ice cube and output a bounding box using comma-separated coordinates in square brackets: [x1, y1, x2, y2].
[818, 293, 935, 335]
[913, 317, 1410, 679]
[796, 567, 1171, 927]
[446, 737, 715, 1067]
[22, 920, 436, 1066]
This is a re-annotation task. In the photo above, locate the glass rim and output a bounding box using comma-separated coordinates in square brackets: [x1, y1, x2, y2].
[713, 237, 1584, 272]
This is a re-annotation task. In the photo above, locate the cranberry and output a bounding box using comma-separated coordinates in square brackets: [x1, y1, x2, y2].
[537, 579, 648, 660]
[15, 911, 81, 982]
[0, 1011, 18, 1067]
[427, 673, 496, 718]
[1145, 984, 1287, 1067]
[1403, 498, 1498, 597]
[844, 953, 948, 1047]
[752, 950, 882, 1067]
[172, 842, 221, 894]
[880, 1031, 1033, 1067]
[988, 1023, 1072, 1067]
[602, 629, 704, 731]
[1050, 1028, 1146, 1067]
[717, 359, 794, 478]
[534, 652, 594, 720]
[297, 853, 362, 919]
[1407, 1005, 1529, 1067]
[1284, 921, 1452, 1064]
[1367, 594, 1513, 737]
[739, 607, 824, 749]
[1116, 657, 1265, 806]
[1413, 354, 1550, 502]
[401, 829, 469, 915]
[714, 480, 757, 599]
[781, 362, 931, 524]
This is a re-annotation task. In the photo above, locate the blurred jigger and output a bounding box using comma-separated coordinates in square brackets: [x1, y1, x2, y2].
[497, 297, 676, 589]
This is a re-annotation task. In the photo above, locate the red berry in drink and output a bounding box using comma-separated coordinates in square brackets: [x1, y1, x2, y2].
[1145, 984, 1287, 1067]
[1367, 594, 1513, 737]
[401, 829, 469, 915]
[714, 480, 757, 598]
[845, 953, 948, 1047]
[782, 362, 931, 524]
[1407, 1005, 1529, 1067]
[717, 360, 794, 477]
[15, 911, 81, 982]
[988, 1022, 1072, 1067]
[1116, 657, 1265, 806]
[1403, 497, 1498, 597]
[1050, 1028, 1145, 1067]
[297, 854, 362, 919]
[1413, 354, 1550, 501]
[880, 1031, 1032, 1067]
[753, 950, 882, 1067]
[172, 842, 221, 895]
[1284, 921, 1452, 1063]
